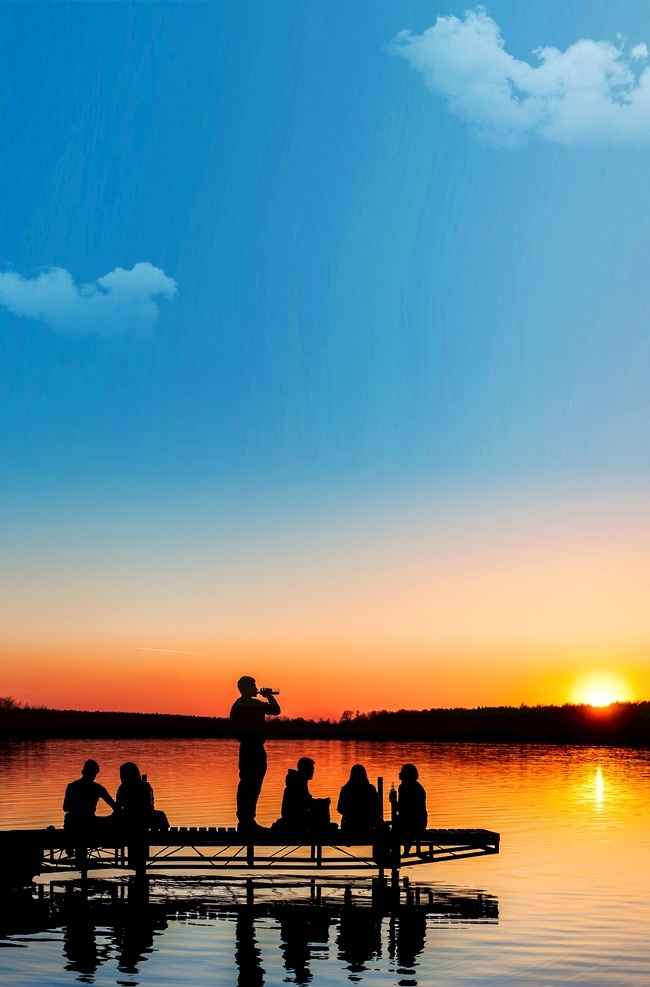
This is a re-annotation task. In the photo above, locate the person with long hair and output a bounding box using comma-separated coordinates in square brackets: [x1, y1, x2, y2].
[337, 764, 382, 833]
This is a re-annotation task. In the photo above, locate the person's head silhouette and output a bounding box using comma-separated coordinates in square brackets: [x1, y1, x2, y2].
[297, 757, 315, 780]
[120, 762, 141, 784]
[399, 763, 419, 782]
[81, 759, 100, 780]
[237, 676, 257, 698]
[349, 764, 369, 784]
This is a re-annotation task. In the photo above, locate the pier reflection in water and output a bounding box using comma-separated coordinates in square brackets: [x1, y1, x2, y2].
[0, 877, 498, 986]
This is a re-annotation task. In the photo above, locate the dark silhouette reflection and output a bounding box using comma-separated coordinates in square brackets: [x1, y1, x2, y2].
[235, 911, 265, 987]
[58, 881, 165, 982]
[337, 905, 382, 979]
[279, 906, 331, 984]
[114, 885, 159, 975]
[1, 878, 497, 986]
[63, 905, 112, 983]
[388, 909, 427, 980]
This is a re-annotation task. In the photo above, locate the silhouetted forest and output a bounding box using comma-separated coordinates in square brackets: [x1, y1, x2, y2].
[2, 696, 650, 744]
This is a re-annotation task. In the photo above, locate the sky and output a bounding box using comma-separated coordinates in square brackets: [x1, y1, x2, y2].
[1, 1, 649, 718]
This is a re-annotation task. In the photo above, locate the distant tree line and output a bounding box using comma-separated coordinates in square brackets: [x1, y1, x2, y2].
[2, 697, 650, 744]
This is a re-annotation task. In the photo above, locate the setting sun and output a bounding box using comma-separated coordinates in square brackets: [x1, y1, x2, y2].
[571, 673, 633, 708]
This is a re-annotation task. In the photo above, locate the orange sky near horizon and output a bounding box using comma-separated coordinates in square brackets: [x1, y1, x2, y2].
[2, 482, 649, 718]
[2, 636, 647, 720]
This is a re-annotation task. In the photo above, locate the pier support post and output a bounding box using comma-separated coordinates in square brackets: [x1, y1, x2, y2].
[74, 845, 88, 882]
[127, 841, 148, 879]
[390, 837, 401, 888]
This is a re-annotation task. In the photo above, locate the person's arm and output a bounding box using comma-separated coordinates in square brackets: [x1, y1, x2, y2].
[258, 689, 281, 715]
[63, 783, 72, 813]
[99, 785, 117, 812]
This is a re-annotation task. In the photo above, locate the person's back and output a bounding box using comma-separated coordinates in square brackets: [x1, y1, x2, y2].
[337, 764, 381, 833]
[281, 767, 312, 829]
[116, 762, 154, 831]
[63, 759, 115, 825]
[396, 779, 427, 832]
[64, 777, 105, 821]
[390, 764, 427, 838]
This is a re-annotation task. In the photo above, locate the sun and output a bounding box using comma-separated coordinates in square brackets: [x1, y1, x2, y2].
[571, 672, 632, 708]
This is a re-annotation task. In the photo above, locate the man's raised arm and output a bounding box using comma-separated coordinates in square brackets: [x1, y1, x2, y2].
[258, 687, 281, 716]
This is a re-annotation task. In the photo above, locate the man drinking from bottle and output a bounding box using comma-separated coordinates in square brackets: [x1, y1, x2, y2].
[230, 675, 281, 835]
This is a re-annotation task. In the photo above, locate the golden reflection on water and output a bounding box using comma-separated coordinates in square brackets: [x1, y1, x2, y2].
[594, 765, 604, 810]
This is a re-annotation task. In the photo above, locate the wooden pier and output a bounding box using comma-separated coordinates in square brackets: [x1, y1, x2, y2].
[1, 825, 499, 887]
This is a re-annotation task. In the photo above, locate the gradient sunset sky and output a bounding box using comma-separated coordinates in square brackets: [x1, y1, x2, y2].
[1, 1, 649, 719]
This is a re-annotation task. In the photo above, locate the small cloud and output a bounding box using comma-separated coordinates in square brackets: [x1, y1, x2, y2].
[630, 43, 648, 61]
[0, 262, 177, 336]
[390, 6, 650, 146]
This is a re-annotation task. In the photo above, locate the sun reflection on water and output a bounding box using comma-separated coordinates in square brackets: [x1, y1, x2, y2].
[594, 766, 604, 811]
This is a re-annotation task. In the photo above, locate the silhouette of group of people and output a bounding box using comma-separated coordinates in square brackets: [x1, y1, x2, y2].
[61, 675, 428, 846]
[63, 758, 165, 854]
[231, 675, 428, 840]
[273, 755, 427, 839]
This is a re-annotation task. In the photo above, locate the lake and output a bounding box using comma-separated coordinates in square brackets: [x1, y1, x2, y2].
[1, 738, 649, 985]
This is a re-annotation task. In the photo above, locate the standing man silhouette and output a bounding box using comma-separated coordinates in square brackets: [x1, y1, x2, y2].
[230, 675, 281, 834]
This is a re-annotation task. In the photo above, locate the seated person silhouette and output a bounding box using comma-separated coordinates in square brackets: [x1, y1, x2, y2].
[388, 763, 428, 842]
[63, 758, 117, 854]
[116, 762, 155, 834]
[115, 761, 157, 872]
[277, 757, 331, 833]
[337, 764, 382, 834]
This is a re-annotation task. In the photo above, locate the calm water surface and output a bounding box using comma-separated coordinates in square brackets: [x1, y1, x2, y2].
[1, 738, 649, 986]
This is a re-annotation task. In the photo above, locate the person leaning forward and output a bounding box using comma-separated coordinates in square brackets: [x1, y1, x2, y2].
[230, 675, 280, 834]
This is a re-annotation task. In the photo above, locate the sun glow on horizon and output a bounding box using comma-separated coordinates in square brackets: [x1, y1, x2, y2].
[571, 672, 632, 708]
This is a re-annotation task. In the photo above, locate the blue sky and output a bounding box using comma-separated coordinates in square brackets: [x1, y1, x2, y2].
[1, 2, 650, 712]
[2, 0, 649, 497]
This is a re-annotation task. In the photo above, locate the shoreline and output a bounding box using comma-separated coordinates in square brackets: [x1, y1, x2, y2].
[2, 701, 650, 746]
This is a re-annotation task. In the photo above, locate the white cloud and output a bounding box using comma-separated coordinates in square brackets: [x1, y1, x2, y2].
[390, 6, 650, 146]
[0, 262, 177, 336]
